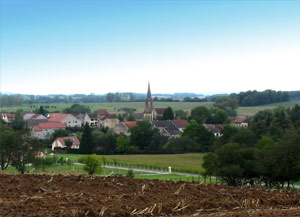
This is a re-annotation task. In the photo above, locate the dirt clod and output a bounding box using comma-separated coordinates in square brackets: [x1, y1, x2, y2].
[1, 174, 300, 216]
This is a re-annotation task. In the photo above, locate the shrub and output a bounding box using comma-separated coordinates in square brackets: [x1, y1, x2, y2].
[126, 169, 134, 178]
[83, 154, 102, 175]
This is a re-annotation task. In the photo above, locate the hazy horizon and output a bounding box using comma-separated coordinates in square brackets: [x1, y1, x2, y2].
[1, 0, 300, 95]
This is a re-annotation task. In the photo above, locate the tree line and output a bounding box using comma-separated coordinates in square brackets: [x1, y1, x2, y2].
[202, 104, 300, 188]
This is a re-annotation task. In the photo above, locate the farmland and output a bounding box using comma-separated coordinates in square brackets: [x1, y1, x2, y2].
[1, 174, 300, 217]
[1, 100, 300, 117]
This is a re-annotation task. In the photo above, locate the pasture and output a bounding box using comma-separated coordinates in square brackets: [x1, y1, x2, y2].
[55, 153, 206, 174]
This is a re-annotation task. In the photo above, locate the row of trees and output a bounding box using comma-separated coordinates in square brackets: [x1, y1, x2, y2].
[202, 105, 300, 187]
[214, 90, 290, 107]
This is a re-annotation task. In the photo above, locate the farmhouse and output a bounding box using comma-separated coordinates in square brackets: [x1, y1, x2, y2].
[25, 114, 48, 127]
[51, 136, 80, 150]
[203, 124, 224, 137]
[230, 117, 249, 127]
[48, 113, 81, 127]
[114, 121, 137, 135]
[0, 113, 14, 123]
[32, 122, 66, 139]
[152, 120, 182, 138]
[75, 113, 91, 127]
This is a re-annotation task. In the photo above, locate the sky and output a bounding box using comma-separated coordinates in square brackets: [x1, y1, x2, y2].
[1, 0, 300, 95]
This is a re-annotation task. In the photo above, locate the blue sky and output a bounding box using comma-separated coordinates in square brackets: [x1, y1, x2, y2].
[1, 0, 300, 95]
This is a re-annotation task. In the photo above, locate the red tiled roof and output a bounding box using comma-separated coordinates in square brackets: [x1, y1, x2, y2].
[204, 124, 224, 134]
[48, 113, 69, 122]
[230, 117, 246, 123]
[38, 122, 66, 129]
[101, 114, 117, 120]
[1, 113, 14, 118]
[98, 109, 108, 115]
[171, 119, 188, 128]
[123, 121, 137, 128]
[53, 136, 80, 149]
[155, 108, 166, 115]
[33, 126, 42, 131]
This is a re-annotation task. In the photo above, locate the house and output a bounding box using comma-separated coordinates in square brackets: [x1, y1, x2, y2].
[25, 114, 48, 127]
[230, 117, 249, 127]
[98, 114, 120, 129]
[48, 113, 81, 127]
[0, 113, 14, 123]
[114, 121, 137, 135]
[75, 113, 91, 127]
[88, 112, 98, 127]
[152, 120, 182, 138]
[97, 109, 109, 120]
[32, 122, 66, 139]
[51, 136, 80, 150]
[134, 113, 144, 121]
[171, 119, 188, 132]
[155, 108, 166, 118]
[203, 124, 225, 137]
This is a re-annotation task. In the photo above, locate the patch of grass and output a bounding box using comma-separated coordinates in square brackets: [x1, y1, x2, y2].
[42, 153, 206, 174]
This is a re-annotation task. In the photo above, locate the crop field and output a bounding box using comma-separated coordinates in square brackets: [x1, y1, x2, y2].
[0, 101, 214, 113]
[1, 100, 299, 117]
[1, 174, 300, 217]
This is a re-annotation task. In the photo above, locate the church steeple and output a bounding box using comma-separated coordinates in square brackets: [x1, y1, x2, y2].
[147, 82, 152, 99]
[144, 82, 155, 120]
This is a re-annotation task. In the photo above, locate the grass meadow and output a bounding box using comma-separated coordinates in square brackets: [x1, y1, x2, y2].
[55, 153, 206, 174]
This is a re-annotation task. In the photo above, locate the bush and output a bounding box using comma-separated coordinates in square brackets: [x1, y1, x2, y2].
[83, 154, 103, 175]
[126, 169, 134, 178]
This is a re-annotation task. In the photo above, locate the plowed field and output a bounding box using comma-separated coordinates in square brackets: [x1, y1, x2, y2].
[1, 174, 300, 217]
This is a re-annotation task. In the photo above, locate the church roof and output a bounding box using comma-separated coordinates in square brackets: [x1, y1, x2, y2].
[147, 82, 152, 99]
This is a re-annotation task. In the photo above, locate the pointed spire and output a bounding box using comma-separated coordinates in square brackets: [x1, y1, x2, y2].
[147, 82, 152, 99]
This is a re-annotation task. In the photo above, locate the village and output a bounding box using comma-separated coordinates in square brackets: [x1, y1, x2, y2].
[1, 83, 249, 153]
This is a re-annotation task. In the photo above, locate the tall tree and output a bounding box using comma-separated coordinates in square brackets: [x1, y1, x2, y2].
[162, 107, 174, 120]
[79, 123, 94, 154]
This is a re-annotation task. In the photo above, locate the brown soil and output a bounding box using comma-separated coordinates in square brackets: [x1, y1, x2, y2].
[1, 174, 300, 217]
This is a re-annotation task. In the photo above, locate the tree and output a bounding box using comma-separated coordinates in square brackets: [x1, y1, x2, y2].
[38, 106, 48, 116]
[0, 125, 22, 170]
[11, 110, 25, 130]
[130, 120, 160, 151]
[83, 154, 103, 175]
[250, 110, 274, 137]
[51, 129, 70, 142]
[12, 131, 42, 174]
[32, 156, 55, 172]
[175, 109, 188, 120]
[164, 136, 198, 152]
[63, 104, 90, 115]
[201, 153, 217, 182]
[212, 109, 229, 124]
[190, 106, 211, 124]
[182, 120, 214, 152]
[116, 135, 137, 154]
[79, 123, 94, 154]
[162, 107, 174, 120]
[94, 130, 117, 154]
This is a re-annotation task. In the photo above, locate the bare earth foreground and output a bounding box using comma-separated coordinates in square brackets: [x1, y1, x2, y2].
[1, 174, 300, 217]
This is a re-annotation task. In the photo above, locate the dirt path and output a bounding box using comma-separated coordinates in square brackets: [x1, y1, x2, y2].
[1, 174, 300, 216]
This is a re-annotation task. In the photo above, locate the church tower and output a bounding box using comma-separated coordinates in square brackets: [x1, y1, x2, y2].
[144, 82, 156, 120]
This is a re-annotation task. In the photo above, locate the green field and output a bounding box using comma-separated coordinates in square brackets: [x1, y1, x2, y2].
[55, 153, 206, 174]
[1, 99, 299, 117]
[237, 100, 300, 117]
[0, 101, 214, 114]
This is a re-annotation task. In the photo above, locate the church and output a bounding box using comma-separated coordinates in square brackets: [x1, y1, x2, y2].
[143, 82, 165, 121]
